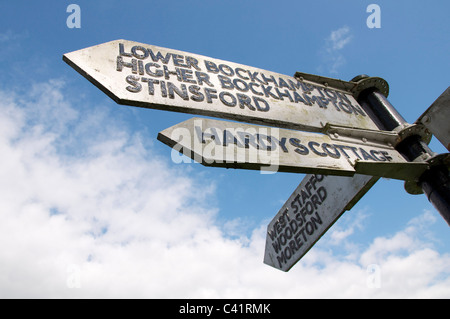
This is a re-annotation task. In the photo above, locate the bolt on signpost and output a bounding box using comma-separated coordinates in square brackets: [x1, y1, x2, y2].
[64, 40, 450, 272]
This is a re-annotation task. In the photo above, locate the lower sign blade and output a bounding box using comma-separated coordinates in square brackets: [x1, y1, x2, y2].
[263, 174, 378, 272]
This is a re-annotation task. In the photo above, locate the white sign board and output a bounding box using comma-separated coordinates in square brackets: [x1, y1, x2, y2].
[63, 39, 380, 133]
[264, 174, 378, 271]
[158, 117, 411, 176]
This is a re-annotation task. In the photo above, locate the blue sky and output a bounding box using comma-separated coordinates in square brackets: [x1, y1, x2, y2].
[0, 0, 449, 298]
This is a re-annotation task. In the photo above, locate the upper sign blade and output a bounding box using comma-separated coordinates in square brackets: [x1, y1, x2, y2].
[158, 117, 410, 177]
[416, 87, 450, 151]
[263, 174, 378, 272]
[63, 39, 380, 133]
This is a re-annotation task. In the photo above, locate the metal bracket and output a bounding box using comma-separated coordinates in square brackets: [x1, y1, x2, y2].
[395, 123, 433, 145]
[354, 160, 429, 181]
[324, 124, 398, 148]
[350, 77, 389, 100]
[404, 153, 450, 195]
[294, 72, 355, 93]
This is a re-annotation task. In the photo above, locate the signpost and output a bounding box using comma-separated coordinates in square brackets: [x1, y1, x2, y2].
[64, 40, 450, 273]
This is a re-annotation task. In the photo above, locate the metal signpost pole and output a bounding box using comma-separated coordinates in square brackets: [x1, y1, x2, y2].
[352, 75, 450, 226]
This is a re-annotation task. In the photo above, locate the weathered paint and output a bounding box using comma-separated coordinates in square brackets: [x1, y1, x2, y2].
[263, 174, 378, 271]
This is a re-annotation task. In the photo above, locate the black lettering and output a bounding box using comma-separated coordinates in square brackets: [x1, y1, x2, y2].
[322, 143, 341, 159]
[288, 79, 302, 91]
[204, 60, 219, 73]
[261, 73, 278, 87]
[261, 85, 280, 100]
[293, 92, 308, 105]
[370, 150, 384, 161]
[138, 60, 144, 75]
[359, 148, 376, 161]
[141, 77, 159, 95]
[324, 89, 337, 100]
[333, 144, 351, 158]
[315, 174, 325, 182]
[380, 151, 393, 161]
[185, 56, 201, 70]
[237, 93, 256, 111]
[167, 82, 188, 100]
[256, 134, 273, 151]
[163, 65, 181, 81]
[276, 88, 294, 102]
[178, 68, 195, 84]
[278, 78, 291, 90]
[249, 83, 263, 96]
[235, 68, 249, 80]
[117, 56, 137, 73]
[305, 221, 314, 235]
[247, 71, 265, 84]
[119, 43, 132, 57]
[238, 131, 259, 149]
[171, 54, 188, 68]
[125, 75, 141, 93]
[189, 85, 204, 102]
[338, 101, 353, 114]
[223, 130, 243, 147]
[233, 79, 249, 92]
[273, 240, 282, 255]
[160, 80, 167, 97]
[294, 232, 304, 250]
[219, 92, 237, 107]
[219, 64, 234, 77]
[347, 146, 362, 160]
[204, 88, 218, 103]
[311, 211, 323, 229]
[284, 246, 292, 260]
[148, 49, 172, 64]
[317, 186, 327, 202]
[289, 240, 298, 255]
[195, 72, 214, 87]
[195, 126, 221, 145]
[350, 103, 366, 116]
[272, 137, 289, 153]
[309, 141, 327, 157]
[218, 75, 234, 90]
[311, 194, 321, 210]
[145, 62, 163, 77]
[290, 138, 309, 155]
[131, 46, 149, 59]
[253, 96, 270, 112]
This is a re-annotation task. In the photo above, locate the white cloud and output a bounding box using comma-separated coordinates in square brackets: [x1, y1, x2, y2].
[318, 26, 353, 75]
[0, 80, 449, 298]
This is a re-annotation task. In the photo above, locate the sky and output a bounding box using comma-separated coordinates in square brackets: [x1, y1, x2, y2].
[0, 0, 449, 298]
